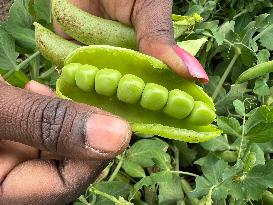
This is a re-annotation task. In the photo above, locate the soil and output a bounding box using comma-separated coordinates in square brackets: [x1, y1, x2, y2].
[0, 0, 11, 22]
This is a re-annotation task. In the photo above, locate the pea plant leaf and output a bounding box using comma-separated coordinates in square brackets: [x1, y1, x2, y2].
[122, 161, 146, 178]
[125, 138, 171, 171]
[158, 175, 184, 204]
[191, 159, 232, 200]
[245, 106, 273, 143]
[6, 0, 35, 50]
[201, 135, 230, 152]
[217, 117, 242, 138]
[0, 27, 17, 70]
[33, 0, 51, 24]
[177, 38, 207, 56]
[257, 49, 270, 64]
[253, 77, 270, 97]
[129, 171, 173, 200]
[233, 99, 245, 116]
[216, 83, 247, 115]
[84, 181, 131, 205]
[230, 160, 273, 201]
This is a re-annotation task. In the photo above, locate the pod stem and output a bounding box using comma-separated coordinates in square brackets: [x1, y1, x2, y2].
[108, 153, 125, 182]
[3, 51, 40, 80]
[212, 50, 240, 100]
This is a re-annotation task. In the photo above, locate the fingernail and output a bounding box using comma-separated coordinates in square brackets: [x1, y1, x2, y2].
[0, 74, 4, 81]
[25, 80, 56, 97]
[174, 45, 209, 83]
[85, 114, 131, 153]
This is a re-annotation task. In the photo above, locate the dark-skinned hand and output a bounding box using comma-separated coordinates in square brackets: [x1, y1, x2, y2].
[0, 0, 197, 204]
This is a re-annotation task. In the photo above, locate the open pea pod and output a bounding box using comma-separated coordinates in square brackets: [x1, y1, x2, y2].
[56, 46, 221, 142]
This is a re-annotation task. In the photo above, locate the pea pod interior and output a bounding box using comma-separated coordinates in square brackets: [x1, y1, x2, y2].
[57, 45, 221, 142]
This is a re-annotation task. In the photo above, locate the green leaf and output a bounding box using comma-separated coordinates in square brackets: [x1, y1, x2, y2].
[174, 141, 197, 166]
[249, 143, 265, 165]
[0, 27, 17, 70]
[257, 49, 270, 64]
[172, 13, 202, 39]
[253, 78, 270, 96]
[89, 181, 131, 205]
[212, 31, 225, 45]
[230, 160, 273, 201]
[191, 160, 230, 200]
[216, 83, 247, 115]
[0, 69, 29, 88]
[217, 117, 242, 137]
[158, 175, 184, 204]
[177, 38, 207, 56]
[233, 99, 245, 116]
[245, 106, 273, 142]
[260, 28, 273, 51]
[201, 135, 230, 151]
[122, 161, 146, 178]
[6, 0, 35, 50]
[125, 138, 171, 170]
[129, 171, 173, 200]
[34, 0, 51, 23]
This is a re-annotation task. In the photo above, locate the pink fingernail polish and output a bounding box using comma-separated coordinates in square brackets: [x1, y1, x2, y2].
[85, 114, 131, 153]
[174, 44, 209, 83]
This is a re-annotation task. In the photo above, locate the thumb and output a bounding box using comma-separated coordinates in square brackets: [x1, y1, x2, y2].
[131, 0, 209, 83]
[0, 81, 131, 160]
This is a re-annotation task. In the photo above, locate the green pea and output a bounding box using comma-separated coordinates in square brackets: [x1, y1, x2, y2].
[95, 68, 122, 96]
[62, 63, 81, 85]
[140, 83, 168, 111]
[163, 89, 194, 119]
[117, 74, 145, 104]
[187, 101, 216, 125]
[75, 65, 99, 92]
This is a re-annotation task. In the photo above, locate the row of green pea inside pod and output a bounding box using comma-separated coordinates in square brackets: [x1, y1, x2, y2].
[62, 63, 216, 126]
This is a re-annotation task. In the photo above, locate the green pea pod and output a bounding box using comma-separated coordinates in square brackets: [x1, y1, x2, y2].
[52, 0, 137, 49]
[236, 60, 273, 83]
[34, 22, 80, 66]
[51, 0, 201, 49]
[56, 45, 221, 142]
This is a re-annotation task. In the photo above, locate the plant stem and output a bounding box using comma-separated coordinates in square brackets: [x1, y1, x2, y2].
[171, 171, 199, 178]
[174, 146, 180, 171]
[253, 24, 273, 42]
[237, 114, 246, 160]
[233, 9, 248, 19]
[212, 50, 240, 100]
[3, 51, 40, 80]
[90, 187, 128, 205]
[39, 66, 56, 79]
[108, 153, 124, 182]
[181, 179, 199, 205]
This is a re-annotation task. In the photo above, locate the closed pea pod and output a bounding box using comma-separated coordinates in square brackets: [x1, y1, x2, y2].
[236, 60, 273, 83]
[56, 45, 221, 143]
